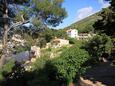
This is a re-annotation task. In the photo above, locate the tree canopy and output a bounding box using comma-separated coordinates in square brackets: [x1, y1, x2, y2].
[0, 0, 67, 27]
[94, 0, 115, 36]
[0, 0, 67, 67]
[84, 34, 113, 61]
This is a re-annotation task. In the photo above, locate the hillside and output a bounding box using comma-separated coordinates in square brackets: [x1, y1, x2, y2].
[65, 12, 102, 33]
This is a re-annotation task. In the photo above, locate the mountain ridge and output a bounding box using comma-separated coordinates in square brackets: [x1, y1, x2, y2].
[64, 12, 102, 33]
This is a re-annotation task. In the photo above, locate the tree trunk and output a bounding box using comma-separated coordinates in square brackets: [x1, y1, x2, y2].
[67, 78, 73, 86]
[0, 0, 8, 67]
[0, 22, 8, 66]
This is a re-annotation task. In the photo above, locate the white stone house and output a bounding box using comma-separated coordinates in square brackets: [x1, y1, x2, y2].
[66, 29, 94, 40]
[66, 29, 78, 38]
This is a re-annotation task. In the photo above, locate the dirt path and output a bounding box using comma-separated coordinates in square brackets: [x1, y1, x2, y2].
[78, 62, 115, 86]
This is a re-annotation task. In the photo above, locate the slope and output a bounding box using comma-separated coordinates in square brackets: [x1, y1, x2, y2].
[65, 12, 102, 33]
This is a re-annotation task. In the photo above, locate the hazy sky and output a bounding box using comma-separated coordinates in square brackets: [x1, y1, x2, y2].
[54, 0, 109, 29]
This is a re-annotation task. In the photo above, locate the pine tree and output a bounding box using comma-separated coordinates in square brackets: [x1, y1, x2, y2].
[94, 0, 115, 36]
[0, 0, 67, 67]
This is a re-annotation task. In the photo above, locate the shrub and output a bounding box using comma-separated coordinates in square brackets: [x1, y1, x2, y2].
[84, 34, 113, 61]
[51, 45, 90, 85]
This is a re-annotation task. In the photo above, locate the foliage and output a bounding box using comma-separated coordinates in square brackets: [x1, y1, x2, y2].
[32, 56, 49, 71]
[0, 0, 67, 67]
[0, 41, 89, 86]
[42, 29, 68, 42]
[14, 45, 29, 53]
[53, 29, 68, 39]
[26, 43, 90, 86]
[23, 33, 36, 47]
[32, 0, 67, 27]
[32, 18, 43, 28]
[50, 45, 90, 85]
[94, 0, 115, 36]
[0, 0, 67, 27]
[0, 60, 15, 81]
[44, 28, 67, 46]
[20, 28, 68, 48]
[84, 34, 113, 61]
[36, 38, 47, 48]
[0, 62, 31, 86]
[23, 33, 46, 48]
[0, 57, 58, 86]
[67, 37, 77, 44]
[27, 57, 59, 86]
[42, 29, 54, 42]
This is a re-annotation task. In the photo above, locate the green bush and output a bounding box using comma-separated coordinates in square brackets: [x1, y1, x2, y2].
[28, 57, 59, 86]
[67, 37, 77, 44]
[84, 34, 113, 61]
[0, 60, 15, 81]
[50, 45, 90, 85]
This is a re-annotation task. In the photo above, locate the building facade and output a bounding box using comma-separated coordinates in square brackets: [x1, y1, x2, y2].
[66, 29, 94, 40]
[66, 29, 78, 38]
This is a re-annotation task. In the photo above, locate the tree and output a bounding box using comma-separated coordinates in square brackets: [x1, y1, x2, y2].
[50, 45, 90, 86]
[84, 34, 113, 61]
[0, 0, 67, 66]
[94, 0, 115, 36]
[53, 29, 68, 39]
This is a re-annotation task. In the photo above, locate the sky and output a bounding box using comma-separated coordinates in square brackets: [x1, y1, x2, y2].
[54, 0, 110, 29]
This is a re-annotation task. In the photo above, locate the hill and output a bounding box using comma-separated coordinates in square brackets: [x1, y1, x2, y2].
[65, 12, 102, 33]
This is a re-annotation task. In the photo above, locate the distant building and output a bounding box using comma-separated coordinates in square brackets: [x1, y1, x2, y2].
[66, 29, 78, 38]
[51, 38, 69, 48]
[66, 29, 95, 40]
[78, 33, 92, 40]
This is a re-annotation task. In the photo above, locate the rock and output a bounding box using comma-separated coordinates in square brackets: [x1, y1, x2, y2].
[31, 46, 41, 58]
[12, 51, 30, 63]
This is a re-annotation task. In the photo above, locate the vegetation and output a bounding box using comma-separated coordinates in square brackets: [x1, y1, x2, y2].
[65, 13, 101, 33]
[42, 29, 68, 42]
[49, 45, 90, 85]
[0, 0, 67, 66]
[67, 37, 77, 44]
[28, 57, 59, 86]
[0, 0, 115, 86]
[0, 42, 90, 86]
[94, 0, 115, 37]
[17, 28, 68, 48]
[84, 34, 113, 61]
[0, 60, 15, 82]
